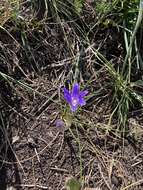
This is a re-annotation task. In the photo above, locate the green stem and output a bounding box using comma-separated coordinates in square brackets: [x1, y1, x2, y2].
[122, 0, 143, 80]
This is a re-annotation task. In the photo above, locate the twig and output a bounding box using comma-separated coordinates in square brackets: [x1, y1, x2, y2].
[98, 164, 112, 190]
[14, 184, 48, 189]
[50, 167, 68, 173]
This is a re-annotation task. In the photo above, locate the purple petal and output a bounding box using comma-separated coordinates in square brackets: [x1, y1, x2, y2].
[71, 104, 78, 112]
[79, 97, 86, 106]
[79, 90, 88, 97]
[64, 88, 71, 104]
[72, 83, 80, 97]
[55, 119, 64, 128]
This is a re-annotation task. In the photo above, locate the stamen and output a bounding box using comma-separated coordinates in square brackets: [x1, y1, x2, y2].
[72, 98, 78, 106]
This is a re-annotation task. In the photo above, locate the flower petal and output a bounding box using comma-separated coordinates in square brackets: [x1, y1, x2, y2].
[55, 119, 64, 128]
[79, 90, 88, 97]
[79, 97, 86, 106]
[64, 88, 71, 104]
[72, 83, 80, 97]
[70, 104, 78, 112]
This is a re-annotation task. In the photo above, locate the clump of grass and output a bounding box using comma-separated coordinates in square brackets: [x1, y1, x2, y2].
[87, 0, 143, 128]
[0, 0, 21, 26]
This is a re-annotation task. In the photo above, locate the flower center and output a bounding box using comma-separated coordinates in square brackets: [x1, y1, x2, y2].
[72, 97, 78, 106]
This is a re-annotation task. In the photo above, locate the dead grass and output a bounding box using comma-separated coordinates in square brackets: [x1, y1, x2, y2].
[0, 1, 143, 190]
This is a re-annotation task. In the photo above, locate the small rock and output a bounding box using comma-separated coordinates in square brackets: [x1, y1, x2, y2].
[12, 135, 19, 144]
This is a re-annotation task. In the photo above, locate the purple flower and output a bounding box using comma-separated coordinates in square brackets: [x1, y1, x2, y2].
[55, 119, 65, 128]
[63, 83, 88, 112]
